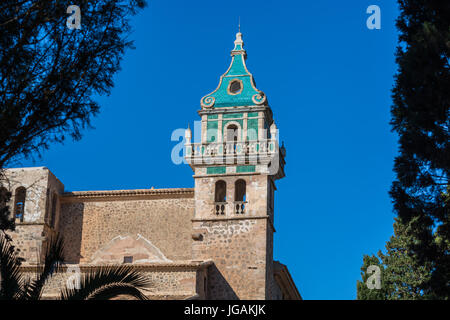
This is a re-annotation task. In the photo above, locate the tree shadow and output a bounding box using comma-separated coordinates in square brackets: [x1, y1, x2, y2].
[58, 202, 84, 263]
[207, 264, 239, 300]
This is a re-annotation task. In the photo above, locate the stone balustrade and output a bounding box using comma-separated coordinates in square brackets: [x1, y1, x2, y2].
[214, 202, 227, 215]
[234, 201, 246, 214]
[186, 139, 278, 165]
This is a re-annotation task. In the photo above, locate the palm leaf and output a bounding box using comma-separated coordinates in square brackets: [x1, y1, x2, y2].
[60, 265, 152, 300]
[24, 232, 65, 300]
[85, 283, 148, 300]
[0, 233, 25, 300]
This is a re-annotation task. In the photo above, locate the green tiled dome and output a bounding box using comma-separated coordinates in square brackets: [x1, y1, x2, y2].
[200, 32, 267, 109]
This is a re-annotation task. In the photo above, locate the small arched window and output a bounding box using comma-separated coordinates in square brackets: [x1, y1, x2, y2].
[235, 179, 246, 202]
[14, 187, 26, 222]
[215, 180, 227, 203]
[225, 124, 239, 143]
[235, 179, 246, 214]
[214, 180, 227, 215]
[0, 187, 10, 209]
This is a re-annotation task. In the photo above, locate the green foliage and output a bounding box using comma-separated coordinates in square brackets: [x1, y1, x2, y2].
[0, 1, 152, 301]
[358, 0, 449, 300]
[0, 0, 146, 169]
[356, 255, 388, 300]
[380, 218, 433, 299]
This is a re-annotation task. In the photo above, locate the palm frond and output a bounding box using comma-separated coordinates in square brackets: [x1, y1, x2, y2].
[0, 233, 25, 300]
[85, 283, 148, 300]
[60, 265, 152, 300]
[24, 232, 65, 300]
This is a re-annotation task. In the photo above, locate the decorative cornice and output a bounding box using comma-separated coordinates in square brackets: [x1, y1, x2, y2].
[198, 105, 272, 122]
[61, 188, 194, 202]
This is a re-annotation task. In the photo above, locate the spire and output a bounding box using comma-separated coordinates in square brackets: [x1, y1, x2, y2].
[200, 31, 267, 109]
[185, 124, 192, 141]
[232, 31, 246, 57]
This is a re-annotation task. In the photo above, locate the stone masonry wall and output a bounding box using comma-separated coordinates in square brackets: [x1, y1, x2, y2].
[19, 264, 209, 300]
[59, 194, 195, 264]
[192, 218, 269, 299]
[1, 167, 61, 264]
[192, 173, 271, 299]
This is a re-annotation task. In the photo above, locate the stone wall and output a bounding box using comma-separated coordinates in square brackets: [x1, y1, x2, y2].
[19, 262, 211, 300]
[193, 173, 269, 218]
[265, 220, 277, 299]
[1, 167, 63, 264]
[59, 190, 195, 264]
[2, 167, 300, 300]
[2, 167, 50, 224]
[192, 172, 272, 299]
[192, 218, 269, 299]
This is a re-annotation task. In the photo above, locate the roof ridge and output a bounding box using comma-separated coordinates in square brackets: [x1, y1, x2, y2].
[61, 187, 195, 199]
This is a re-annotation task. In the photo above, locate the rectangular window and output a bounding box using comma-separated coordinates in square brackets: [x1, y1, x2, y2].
[123, 256, 133, 264]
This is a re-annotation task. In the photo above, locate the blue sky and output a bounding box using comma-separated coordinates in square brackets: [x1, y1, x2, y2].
[16, 0, 400, 299]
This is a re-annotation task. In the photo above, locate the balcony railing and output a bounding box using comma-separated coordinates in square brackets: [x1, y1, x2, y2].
[186, 139, 278, 161]
[234, 201, 246, 214]
[215, 202, 226, 215]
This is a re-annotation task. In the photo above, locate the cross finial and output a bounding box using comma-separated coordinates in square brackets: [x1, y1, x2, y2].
[238, 17, 241, 33]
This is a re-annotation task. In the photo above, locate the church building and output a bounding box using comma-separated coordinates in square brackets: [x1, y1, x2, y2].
[1, 31, 301, 300]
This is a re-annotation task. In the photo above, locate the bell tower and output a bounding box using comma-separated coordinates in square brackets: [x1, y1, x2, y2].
[185, 31, 286, 299]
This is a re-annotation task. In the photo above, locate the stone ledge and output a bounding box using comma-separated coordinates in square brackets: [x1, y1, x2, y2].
[193, 172, 260, 178]
[13, 222, 45, 226]
[19, 260, 214, 272]
[61, 188, 195, 202]
[192, 215, 269, 222]
[192, 215, 276, 232]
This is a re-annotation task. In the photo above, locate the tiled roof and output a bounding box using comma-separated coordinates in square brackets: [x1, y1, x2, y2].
[200, 32, 267, 109]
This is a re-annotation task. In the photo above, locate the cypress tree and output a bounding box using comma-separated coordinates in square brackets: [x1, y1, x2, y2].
[356, 255, 388, 300]
[358, 0, 449, 299]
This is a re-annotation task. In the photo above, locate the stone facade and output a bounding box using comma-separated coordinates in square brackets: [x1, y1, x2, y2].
[18, 262, 211, 300]
[58, 190, 194, 264]
[1, 167, 64, 264]
[0, 31, 301, 300]
[2, 167, 299, 299]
